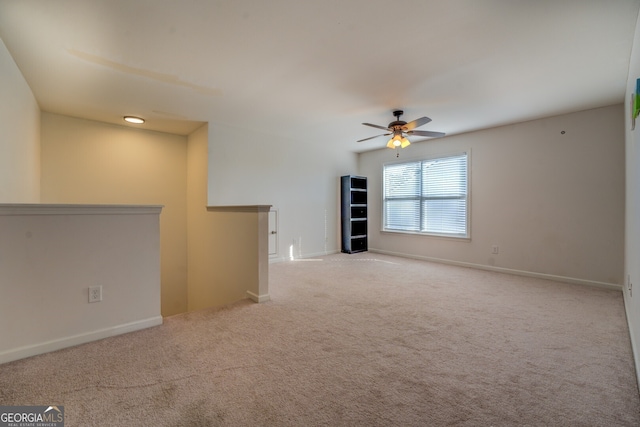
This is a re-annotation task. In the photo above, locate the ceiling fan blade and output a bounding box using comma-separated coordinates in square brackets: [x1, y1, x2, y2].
[403, 116, 432, 131]
[407, 130, 446, 138]
[357, 133, 390, 142]
[362, 122, 391, 131]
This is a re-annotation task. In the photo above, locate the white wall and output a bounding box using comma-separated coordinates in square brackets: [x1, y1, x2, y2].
[0, 204, 163, 364]
[207, 124, 358, 260]
[360, 105, 625, 287]
[624, 9, 640, 389]
[0, 38, 40, 202]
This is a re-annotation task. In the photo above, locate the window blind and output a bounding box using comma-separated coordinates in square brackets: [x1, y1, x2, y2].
[383, 152, 468, 237]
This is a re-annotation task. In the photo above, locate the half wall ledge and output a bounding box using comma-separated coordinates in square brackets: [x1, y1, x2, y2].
[0, 203, 163, 215]
[0, 203, 163, 364]
[207, 205, 271, 304]
[206, 205, 272, 213]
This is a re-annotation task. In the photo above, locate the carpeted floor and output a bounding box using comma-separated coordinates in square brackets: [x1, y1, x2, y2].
[1, 253, 639, 426]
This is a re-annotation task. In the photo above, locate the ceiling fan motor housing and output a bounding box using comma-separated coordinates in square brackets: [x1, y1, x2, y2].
[389, 120, 407, 131]
[390, 110, 406, 130]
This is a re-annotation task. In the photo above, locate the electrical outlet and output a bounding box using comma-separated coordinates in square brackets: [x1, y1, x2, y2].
[491, 245, 499, 254]
[89, 285, 102, 303]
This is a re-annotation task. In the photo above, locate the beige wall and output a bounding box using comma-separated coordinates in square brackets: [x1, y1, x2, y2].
[40, 113, 188, 316]
[40, 114, 268, 317]
[360, 104, 625, 287]
[0, 38, 40, 202]
[187, 124, 264, 310]
[624, 10, 640, 388]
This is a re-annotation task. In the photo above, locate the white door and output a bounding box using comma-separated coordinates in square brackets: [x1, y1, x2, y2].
[269, 209, 278, 257]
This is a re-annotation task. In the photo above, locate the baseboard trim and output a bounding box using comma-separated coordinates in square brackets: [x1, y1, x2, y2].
[0, 316, 163, 365]
[247, 291, 271, 303]
[269, 250, 340, 264]
[369, 248, 622, 291]
[622, 293, 640, 393]
[303, 249, 340, 258]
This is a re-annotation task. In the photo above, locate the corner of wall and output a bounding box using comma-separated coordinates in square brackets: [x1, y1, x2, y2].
[0, 38, 41, 202]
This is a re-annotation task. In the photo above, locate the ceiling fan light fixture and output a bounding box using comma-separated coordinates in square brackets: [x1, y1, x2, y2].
[123, 116, 145, 124]
[388, 133, 403, 149]
[359, 110, 444, 149]
[387, 133, 411, 149]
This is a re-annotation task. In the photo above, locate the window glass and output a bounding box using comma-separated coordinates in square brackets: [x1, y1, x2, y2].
[383, 153, 468, 237]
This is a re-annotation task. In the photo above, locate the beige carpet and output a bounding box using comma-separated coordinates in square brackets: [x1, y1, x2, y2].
[1, 253, 639, 426]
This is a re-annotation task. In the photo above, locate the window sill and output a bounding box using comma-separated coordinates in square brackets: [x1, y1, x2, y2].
[380, 229, 471, 242]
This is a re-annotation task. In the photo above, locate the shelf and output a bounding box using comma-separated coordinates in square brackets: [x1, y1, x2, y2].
[341, 175, 368, 254]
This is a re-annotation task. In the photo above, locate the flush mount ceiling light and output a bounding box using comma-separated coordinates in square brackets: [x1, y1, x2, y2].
[123, 116, 145, 124]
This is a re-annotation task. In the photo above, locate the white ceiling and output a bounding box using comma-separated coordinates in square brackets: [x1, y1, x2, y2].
[0, 0, 638, 152]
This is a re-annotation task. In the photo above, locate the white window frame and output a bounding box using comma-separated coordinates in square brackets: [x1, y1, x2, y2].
[382, 151, 470, 239]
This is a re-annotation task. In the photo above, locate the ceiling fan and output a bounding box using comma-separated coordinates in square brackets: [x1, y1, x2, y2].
[357, 110, 445, 149]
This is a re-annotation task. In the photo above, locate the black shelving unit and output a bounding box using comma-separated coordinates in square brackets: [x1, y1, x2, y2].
[341, 175, 368, 253]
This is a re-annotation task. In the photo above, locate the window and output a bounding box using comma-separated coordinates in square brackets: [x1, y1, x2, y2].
[383, 152, 469, 238]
